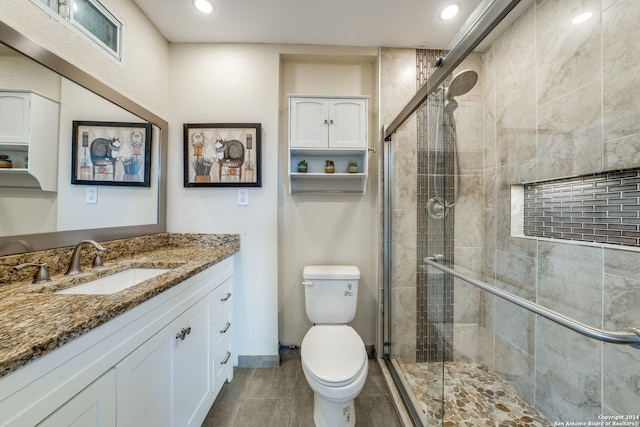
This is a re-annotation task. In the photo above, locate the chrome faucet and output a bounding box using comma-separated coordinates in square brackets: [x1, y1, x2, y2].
[65, 240, 111, 276]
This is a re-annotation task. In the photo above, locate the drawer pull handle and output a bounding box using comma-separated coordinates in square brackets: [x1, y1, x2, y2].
[175, 327, 191, 341]
[220, 322, 231, 334]
[221, 351, 231, 365]
[220, 293, 232, 302]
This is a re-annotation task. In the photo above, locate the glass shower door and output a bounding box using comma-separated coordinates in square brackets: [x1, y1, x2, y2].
[383, 80, 449, 426]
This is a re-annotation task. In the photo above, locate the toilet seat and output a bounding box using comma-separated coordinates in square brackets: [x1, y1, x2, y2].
[301, 325, 367, 388]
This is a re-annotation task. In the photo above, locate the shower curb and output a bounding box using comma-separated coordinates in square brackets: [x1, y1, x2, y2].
[377, 358, 415, 427]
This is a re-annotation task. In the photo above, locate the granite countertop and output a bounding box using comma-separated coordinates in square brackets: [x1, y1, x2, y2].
[0, 233, 239, 378]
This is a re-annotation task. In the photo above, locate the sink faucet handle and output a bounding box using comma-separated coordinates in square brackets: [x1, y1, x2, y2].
[93, 247, 111, 268]
[14, 263, 51, 284]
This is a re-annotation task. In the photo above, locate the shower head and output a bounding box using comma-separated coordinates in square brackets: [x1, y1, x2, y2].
[446, 69, 478, 98]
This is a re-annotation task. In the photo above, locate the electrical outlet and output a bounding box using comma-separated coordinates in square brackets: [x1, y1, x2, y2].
[86, 186, 98, 204]
[237, 188, 248, 206]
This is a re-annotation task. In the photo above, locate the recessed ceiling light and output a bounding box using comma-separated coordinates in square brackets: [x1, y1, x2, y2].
[440, 3, 461, 21]
[193, 0, 213, 14]
[571, 11, 593, 24]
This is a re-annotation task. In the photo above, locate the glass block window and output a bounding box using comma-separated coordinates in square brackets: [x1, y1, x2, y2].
[71, 0, 121, 57]
[523, 169, 640, 247]
[32, 0, 123, 62]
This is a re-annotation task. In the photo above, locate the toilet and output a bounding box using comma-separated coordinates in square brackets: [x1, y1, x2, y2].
[300, 265, 368, 427]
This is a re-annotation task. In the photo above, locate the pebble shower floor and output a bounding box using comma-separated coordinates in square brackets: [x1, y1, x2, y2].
[399, 360, 553, 426]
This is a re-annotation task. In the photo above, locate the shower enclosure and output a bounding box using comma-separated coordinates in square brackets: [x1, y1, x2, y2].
[381, 1, 640, 425]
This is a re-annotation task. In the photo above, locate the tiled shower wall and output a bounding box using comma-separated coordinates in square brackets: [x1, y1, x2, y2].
[482, 0, 640, 420]
[380, 47, 484, 364]
[380, 47, 420, 364]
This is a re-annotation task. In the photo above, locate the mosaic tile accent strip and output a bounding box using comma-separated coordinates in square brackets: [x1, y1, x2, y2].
[399, 361, 553, 426]
[523, 169, 640, 247]
[416, 49, 455, 363]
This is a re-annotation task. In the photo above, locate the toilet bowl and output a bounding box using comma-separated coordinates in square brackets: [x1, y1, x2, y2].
[300, 265, 367, 426]
[301, 325, 368, 426]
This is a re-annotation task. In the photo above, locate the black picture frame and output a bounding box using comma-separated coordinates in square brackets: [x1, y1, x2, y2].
[71, 121, 152, 187]
[183, 123, 262, 188]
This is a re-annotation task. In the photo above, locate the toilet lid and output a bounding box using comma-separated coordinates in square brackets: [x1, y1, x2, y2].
[301, 325, 367, 387]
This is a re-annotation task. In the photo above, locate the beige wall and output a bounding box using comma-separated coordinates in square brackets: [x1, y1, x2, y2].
[167, 44, 380, 358]
[2, 0, 385, 360]
[1, 0, 170, 118]
[167, 43, 281, 359]
[278, 52, 379, 347]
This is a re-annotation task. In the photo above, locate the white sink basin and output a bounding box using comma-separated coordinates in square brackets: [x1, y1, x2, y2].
[56, 268, 171, 295]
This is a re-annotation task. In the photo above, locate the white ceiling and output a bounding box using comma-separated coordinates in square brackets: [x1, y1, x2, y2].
[133, 0, 481, 49]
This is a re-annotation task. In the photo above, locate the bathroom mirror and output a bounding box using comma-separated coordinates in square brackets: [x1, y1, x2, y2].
[0, 22, 167, 256]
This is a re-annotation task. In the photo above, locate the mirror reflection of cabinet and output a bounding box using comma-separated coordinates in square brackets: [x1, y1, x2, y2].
[0, 27, 167, 254]
[0, 90, 60, 191]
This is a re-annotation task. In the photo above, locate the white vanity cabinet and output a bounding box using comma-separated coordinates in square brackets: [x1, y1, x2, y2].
[0, 257, 234, 427]
[37, 370, 117, 427]
[211, 277, 234, 396]
[288, 95, 369, 193]
[0, 90, 60, 191]
[117, 292, 213, 427]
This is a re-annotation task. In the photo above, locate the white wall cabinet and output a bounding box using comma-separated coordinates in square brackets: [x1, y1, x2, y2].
[0, 257, 234, 427]
[288, 96, 369, 193]
[0, 91, 60, 191]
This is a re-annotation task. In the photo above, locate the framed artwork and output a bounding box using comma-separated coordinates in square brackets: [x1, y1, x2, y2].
[71, 121, 152, 187]
[183, 123, 261, 187]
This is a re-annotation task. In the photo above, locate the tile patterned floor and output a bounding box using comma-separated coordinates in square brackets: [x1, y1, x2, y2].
[399, 361, 553, 426]
[203, 358, 402, 427]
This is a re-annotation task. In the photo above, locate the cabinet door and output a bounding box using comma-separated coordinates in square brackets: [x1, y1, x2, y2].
[116, 327, 172, 427]
[38, 369, 116, 427]
[0, 92, 30, 144]
[328, 98, 367, 148]
[173, 298, 211, 427]
[117, 297, 211, 427]
[290, 98, 329, 148]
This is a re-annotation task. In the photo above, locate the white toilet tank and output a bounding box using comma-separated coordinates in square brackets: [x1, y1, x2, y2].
[303, 265, 360, 324]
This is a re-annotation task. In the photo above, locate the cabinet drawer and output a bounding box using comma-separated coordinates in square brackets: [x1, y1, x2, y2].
[214, 308, 232, 348]
[213, 344, 232, 394]
[212, 277, 233, 314]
